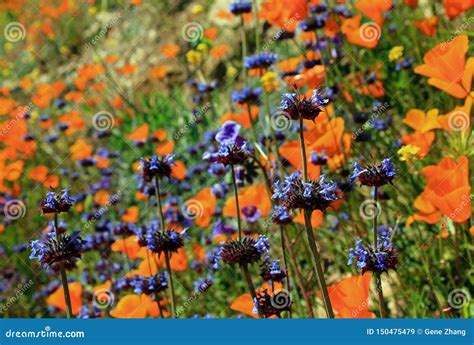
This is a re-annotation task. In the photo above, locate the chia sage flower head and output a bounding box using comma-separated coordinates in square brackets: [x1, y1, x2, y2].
[29, 230, 85, 270]
[40, 189, 74, 214]
[219, 235, 269, 266]
[146, 227, 185, 255]
[139, 154, 175, 182]
[347, 228, 398, 273]
[280, 89, 329, 121]
[244, 52, 278, 70]
[350, 157, 398, 187]
[272, 171, 339, 211]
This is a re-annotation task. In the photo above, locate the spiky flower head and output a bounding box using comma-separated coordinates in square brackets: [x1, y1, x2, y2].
[219, 236, 268, 266]
[280, 89, 329, 121]
[347, 228, 398, 273]
[40, 189, 74, 214]
[273, 171, 339, 211]
[29, 230, 85, 270]
[139, 154, 175, 182]
[350, 158, 398, 187]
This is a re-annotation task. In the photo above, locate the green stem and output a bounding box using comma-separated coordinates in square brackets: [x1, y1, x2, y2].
[279, 225, 292, 318]
[231, 165, 243, 241]
[164, 251, 177, 318]
[303, 210, 335, 318]
[240, 15, 247, 84]
[54, 214, 73, 319]
[154, 176, 177, 318]
[240, 263, 263, 318]
[372, 186, 387, 318]
[298, 118, 334, 318]
[299, 118, 308, 181]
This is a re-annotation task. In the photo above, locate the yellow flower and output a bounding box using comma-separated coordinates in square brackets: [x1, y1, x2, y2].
[186, 50, 202, 65]
[388, 46, 404, 62]
[398, 144, 420, 161]
[196, 43, 208, 54]
[191, 4, 204, 14]
[226, 66, 238, 78]
[260, 71, 279, 92]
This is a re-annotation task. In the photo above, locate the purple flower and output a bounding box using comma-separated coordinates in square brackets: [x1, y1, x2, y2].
[244, 52, 278, 69]
[242, 205, 261, 223]
[350, 158, 398, 187]
[215, 121, 241, 144]
[280, 89, 329, 121]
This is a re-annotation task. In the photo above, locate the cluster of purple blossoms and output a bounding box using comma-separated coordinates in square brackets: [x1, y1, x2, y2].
[231, 87, 261, 105]
[271, 205, 293, 225]
[273, 171, 339, 211]
[219, 235, 270, 266]
[347, 228, 398, 273]
[203, 121, 253, 166]
[280, 89, 329, 121]
[244, 52, 278, 70]
[252, 288, 291, 318]
[229, 0, 252, 15]
[139, 154, 175, 182]
[40, 189, 74, 214]
[29, 230, 85, 271]
[350, 158, 398, 187]
[146, 226, 186, 256]
[130, 273, 168, 295]
[260, 259, 287, 283]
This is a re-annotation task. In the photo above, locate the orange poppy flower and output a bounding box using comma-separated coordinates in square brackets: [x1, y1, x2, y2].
[128, 124, 149, 144]
[437, 94, 472, 133]
[204, 27, 218, 40]
[219, 107, 259, 129]
[403, 108, 442, 133]
[259, 0, 307, 32]
[122, 206, 139, 223]
[188, 188, 216, 228]
[171, 160, 187, 180]
[46, 282, 83, 315]
[355, 0, 392, 26]
[421, 156, 471, 223]
[406, 194, 442, 226]
[401, 131, 435, 158]
[403, 0, 418, 8]
[116, 64, 137, 75]
[134, 248, 188, 275]
[444, 0, 474, 20]
[70, 139, 93, 160]
[223, 183, 271, 218]
[414, 16, 438, 36]
[111, 236, 142, 259]
[341, 15, 380, 49]
[110, 294, 159, 318]
[161, 44, 180, 60]
[210, 44, 231, 59]
[230, 282, 282, 318]
[155, 140, 174, 155]
[321, 274, 375, 318]
[414, 35, 473, 99]
[150, 65, 168, 80]
[293, 209, 323, 228]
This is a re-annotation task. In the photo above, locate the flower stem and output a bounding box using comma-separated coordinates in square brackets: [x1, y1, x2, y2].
[372, 186, 387, 318]
[231, 165, 242, 241]
[164, 250, 177, 318]
[240, 263, 263, 318]
[298, 117, 334, 318]
[279, 225, 292, 318]
[54, 213, 73, 319]
[298, 118, 308, 181]
[303, 209, 335, 318]
[154, 176, 177, 318]
[240, 16, 247, 84]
